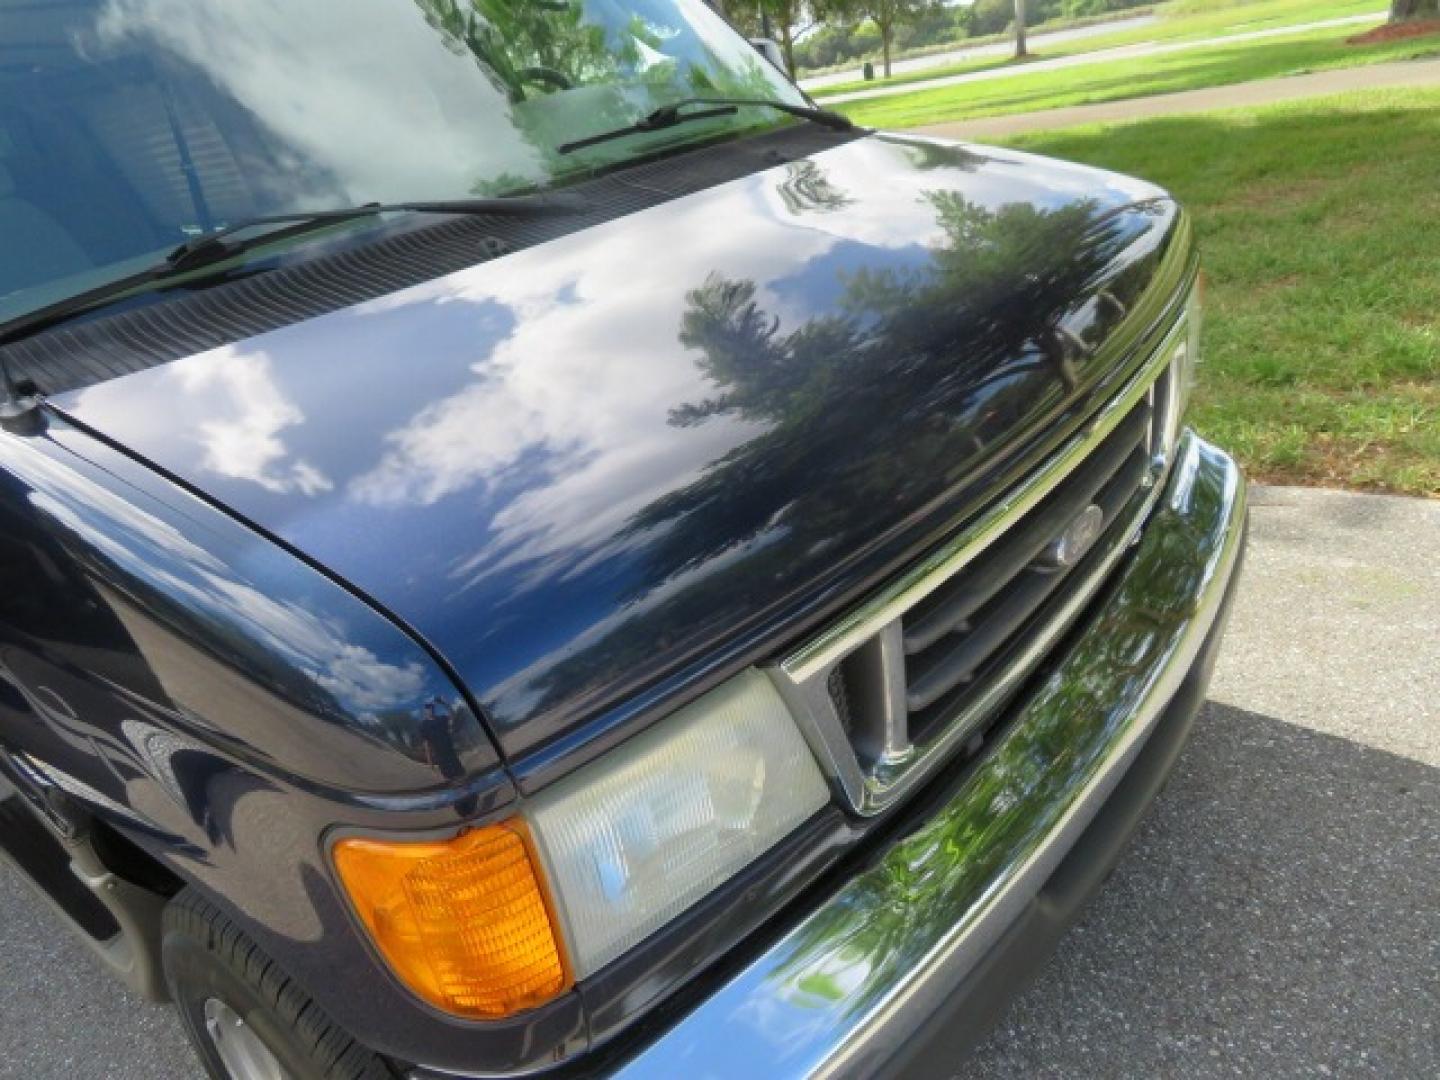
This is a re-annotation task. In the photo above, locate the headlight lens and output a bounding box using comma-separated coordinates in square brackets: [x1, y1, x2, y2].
[526, 669, 829, 977]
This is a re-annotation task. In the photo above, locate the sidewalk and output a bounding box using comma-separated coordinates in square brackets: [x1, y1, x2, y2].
[915, 56, 1440, 140]
[1208, 485, 1440, 767]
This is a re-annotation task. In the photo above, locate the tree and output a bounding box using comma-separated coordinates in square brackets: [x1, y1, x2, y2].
[1390, 0, 1439, 19]
[754, 0, 826, 78]
[842, 0, 940, 77]
[1014, 0, 1028, 58]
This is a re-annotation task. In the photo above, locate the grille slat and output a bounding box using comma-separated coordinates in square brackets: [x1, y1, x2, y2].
[896, 398, 1155, 735]
[770, 301, 1196, 817]
[905, 441, 1149, 714]
[901, 404, 1152, 657]
[908, 568, 1064, 710]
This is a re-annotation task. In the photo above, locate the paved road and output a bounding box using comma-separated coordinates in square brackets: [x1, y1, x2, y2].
[917, 56, 1440, 141]
[799, 14, 1158, 92]
[2, 486, 1437, 1078]
[814, 11, 1386, 105]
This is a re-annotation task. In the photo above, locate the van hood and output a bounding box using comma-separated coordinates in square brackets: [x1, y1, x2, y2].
[51, 133, 1188, 781]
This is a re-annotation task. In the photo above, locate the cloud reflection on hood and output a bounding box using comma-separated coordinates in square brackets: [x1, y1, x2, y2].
[9, 442, 425, 719]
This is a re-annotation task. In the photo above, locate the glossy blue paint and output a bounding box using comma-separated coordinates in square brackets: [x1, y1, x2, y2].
[0, 122, 1209, 1076]
[0, 417, 601, 1070]
[0, 417, 499, 798]
[51, 133, 1187, 775]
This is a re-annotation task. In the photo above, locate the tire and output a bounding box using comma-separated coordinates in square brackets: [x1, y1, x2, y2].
[161, 887, 395, 1080]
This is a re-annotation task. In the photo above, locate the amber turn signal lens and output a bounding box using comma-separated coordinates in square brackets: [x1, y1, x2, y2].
[333, 823, 569, 1019]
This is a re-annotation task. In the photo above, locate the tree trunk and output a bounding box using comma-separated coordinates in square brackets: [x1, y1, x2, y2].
[1391, 0, 1440, 19]
[882, 23, 893, 78]
[780, 23, 796, 80]
[1014, 0, 1028, 59]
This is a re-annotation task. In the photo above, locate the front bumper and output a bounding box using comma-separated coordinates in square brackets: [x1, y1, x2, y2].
[610, 431, 1247, 1079]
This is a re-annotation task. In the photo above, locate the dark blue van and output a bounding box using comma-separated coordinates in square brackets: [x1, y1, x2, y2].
[0, 2, 1244, 1077]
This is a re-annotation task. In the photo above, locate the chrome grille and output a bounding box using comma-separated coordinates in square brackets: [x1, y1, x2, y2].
[901, 399, 1152, 737]
[769, 308, 1193, 816]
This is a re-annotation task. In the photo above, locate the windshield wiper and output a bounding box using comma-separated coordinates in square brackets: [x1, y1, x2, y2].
[163, 192, 587, 274]
[0, 192, 588, 351]
[557, 96, 854, 155]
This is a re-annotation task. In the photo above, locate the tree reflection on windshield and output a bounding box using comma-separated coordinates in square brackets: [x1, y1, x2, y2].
[1, 0, 800, 319]
[416, 0, 639, 101]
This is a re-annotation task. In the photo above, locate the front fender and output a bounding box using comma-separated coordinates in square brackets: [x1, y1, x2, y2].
[0, 414, 585, 1070]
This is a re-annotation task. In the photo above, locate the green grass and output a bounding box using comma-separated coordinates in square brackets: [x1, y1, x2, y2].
[835, 21, 1440, 128]
[799, 5, 1158, 81]
[838, 23, 1439, 129]
[1001, 89, 1440, 495]
[811, 0, 1385, 99]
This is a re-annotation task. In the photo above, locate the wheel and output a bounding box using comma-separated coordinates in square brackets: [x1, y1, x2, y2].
[161, 887, 395, 1080]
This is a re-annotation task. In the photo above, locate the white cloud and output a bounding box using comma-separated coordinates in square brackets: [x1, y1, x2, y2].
[170, 350, 332, 495]
[75, 346, 331, 496]
[346, 179, 835, 592]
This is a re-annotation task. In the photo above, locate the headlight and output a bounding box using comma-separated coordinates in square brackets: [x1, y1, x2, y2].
[332, 669, 827, 1016]
[527, 668, 829, 978]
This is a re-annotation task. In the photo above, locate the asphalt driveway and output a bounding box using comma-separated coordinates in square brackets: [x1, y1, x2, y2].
[2, 485, 1437, 1078]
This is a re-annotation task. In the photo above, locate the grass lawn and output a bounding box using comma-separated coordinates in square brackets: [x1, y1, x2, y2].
[799, 5, 1160, 82]
[835, 23, 1440, 129]
[1001, 89, 1440, 495]
[810, 0, 1385, 99]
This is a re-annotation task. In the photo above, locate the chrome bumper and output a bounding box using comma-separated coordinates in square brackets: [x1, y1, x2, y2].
[614, 431, 1246, 1079]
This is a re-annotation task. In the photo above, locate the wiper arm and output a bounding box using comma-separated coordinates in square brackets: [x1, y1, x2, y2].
[0, 193, 586, 351]
[557, 96, 854, 155]
[164, 192, 588, 273]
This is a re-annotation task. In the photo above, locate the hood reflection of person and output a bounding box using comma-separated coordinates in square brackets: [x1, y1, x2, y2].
[417, 697, 466, 781]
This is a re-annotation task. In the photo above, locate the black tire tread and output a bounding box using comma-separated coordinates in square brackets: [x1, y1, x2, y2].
[165, 887, 395, 1080]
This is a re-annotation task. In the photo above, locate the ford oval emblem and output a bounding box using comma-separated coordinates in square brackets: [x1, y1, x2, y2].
[1035, 504, 1105, 572]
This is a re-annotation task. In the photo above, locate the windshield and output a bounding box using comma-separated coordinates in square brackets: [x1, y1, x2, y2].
[0, 0, 803, 324]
